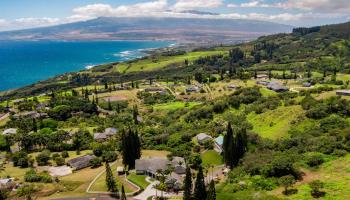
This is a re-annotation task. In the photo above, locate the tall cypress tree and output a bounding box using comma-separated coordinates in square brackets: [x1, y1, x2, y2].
[133, 105, 139, 124]
[32, 118, 37, 133]
[120, 185, 127, 200]
[223, 122, 234, 168]
[105, 162, 118, 193]
[121, 128, 141, 169]
[194, 166, 207, 200]
[207, 180, 216, 200]
[183, 165, 192, 200]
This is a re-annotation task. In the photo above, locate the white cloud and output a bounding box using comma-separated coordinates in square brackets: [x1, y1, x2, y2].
[0, 19, 7, 26]
[173, 0, 223, 10]
[73, 0, 168, 17]
[14, 17, 60, 27]
[227, 0, 271, 8]
[221, 12, 303, 21]
[277, 0, 350, 13]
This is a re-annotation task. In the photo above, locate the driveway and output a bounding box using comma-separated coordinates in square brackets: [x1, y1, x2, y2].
[133, 177, 179, 200]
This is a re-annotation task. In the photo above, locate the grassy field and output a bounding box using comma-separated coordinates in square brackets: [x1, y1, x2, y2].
[127, 173, 150, 189]
[201, 150, 224, 167]
[271, 154, 350, 200]
[247, 105, 304, 139]
[153, 101, 201, 111]
[115, 50, 227, 73]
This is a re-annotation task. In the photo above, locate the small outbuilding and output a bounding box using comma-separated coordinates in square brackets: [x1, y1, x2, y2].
[67, 154, 96, 170]
[267, 82, 289, 92]
[336, 90, 350, 96]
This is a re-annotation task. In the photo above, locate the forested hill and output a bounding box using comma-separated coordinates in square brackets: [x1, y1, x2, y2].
[243, 21, 350, 71]
[1, 21, 350, 100]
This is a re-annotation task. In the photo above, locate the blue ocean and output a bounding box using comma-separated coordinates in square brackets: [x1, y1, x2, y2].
[0, 40, 172, 91]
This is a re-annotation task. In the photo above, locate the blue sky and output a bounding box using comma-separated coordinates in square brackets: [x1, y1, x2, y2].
[0, 0, 349, 31]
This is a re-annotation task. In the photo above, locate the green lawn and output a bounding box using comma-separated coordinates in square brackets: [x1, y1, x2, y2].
[115, 50, 227, 73]
[127, 173, 151, 189]
[247, 105, 304, 140]
[153, 101, 201, 111]
[89, 162, 135, 193]
[201, 150, 224, 166]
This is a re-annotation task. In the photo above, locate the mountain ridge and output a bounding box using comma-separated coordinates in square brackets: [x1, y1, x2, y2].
[0, 17, 293, 43]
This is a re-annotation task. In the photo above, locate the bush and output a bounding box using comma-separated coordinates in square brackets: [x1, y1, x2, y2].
[251, 175, 277, 191]
[61, 151, 69, 158]
[12, 152, 30, 168]
[102, 151, 118, 162]
[36, 150, 51, 166]
[52, 153, 60, 160]
[90, 157, 102, 168]
[24, 169, 53, 183]
[305, 153, 324, 167]
[55, 157, 65, 166]
[203, 140, 214, 150]
[309, 180, 325, 198]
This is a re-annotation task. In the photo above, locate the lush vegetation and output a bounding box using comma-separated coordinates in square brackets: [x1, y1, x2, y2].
[0, 21, 350, 200]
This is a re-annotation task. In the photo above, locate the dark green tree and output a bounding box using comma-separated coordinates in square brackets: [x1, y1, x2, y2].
[121, 129, 141, 169]
[183, 166, 192, 200]
[194, 166, 206, 200]
[105, 162, 118, 193]
[32, 118, 37, 133]
[120, 185, 127, 200]
[207, 180, 216, 200]
[223, 122, 235, 168]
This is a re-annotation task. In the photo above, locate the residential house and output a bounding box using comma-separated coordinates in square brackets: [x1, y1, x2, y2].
[2, 128, 17, 135]
[336, 90, 350, 96]
[267, 82, 289, 92]
[67, 154, 96, 170]
[135, 157, 186, 190]
[186, 86, 200, 93]
[256, 74, 269, 79]
[94, 127, 118, 142]
[256, 81, 269, 86]
[196, 133, 213, 144]
[303, 82, 312, 87]
[227, 84, 239, 90]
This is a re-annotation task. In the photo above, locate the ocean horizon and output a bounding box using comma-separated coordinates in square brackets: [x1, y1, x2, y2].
[0, 40, 173, 92]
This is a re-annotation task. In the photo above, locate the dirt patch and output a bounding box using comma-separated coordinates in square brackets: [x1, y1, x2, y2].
[103, 95, 128, 102]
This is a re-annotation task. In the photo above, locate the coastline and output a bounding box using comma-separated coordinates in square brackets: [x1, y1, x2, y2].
[0, 40, 178, 94]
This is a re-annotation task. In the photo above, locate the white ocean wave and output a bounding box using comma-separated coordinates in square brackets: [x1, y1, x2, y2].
[85, 65, 94, 69]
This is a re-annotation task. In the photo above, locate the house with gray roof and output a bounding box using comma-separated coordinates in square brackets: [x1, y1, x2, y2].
[94, 127, 118, 142]
[67, 154, 96, 170]
[135, 157, 186, 190]
[267, 82, 289, 92]
[196, 133, 213, 144]
[2, 128, 17, 135]
[336, 90, 350, 96]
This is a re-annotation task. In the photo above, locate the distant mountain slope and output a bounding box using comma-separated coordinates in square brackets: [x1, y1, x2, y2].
[0, 17, 293, 43]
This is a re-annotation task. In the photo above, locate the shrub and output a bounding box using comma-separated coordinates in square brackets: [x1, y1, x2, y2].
[24, 169, 53, 183]
[36, 150, 51, 166]
[203, 140, 214, 150]
[90, 157, 102, 168]
[305, 153, 324, 167]
[52, 153, 60, 160]
[309, 180, 325, 198]
[102, 151, 118, 162]
[251, 175, 277, 191]
[12, 152, 30, 168]
[55, 157, 65, 166]
[61, 151, 69, 158]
